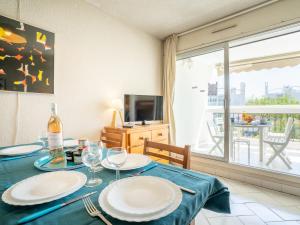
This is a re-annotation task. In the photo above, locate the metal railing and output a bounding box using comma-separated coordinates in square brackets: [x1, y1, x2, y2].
[207, 105, 300, 140]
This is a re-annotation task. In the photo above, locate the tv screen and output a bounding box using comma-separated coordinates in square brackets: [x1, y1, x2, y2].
[124, 95, 163, 122]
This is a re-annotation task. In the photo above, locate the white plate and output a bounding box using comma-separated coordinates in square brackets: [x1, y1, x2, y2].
[107, 176, 175, 215]
[99, 176, 182, 222]
[63, 140, 78, 147]
[101, 154, 151, 171]
[0, 145, 42, 156]
[2, 171, 86, 205]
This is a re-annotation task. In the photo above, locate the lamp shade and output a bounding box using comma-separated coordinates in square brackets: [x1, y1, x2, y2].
[111, 99, 123, 110]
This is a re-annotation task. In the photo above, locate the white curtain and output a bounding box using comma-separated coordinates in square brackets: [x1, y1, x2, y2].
[163, 34, 177, 144]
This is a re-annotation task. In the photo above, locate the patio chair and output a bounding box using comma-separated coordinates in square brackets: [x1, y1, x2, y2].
[264, 117, 294, 169]
[232, 137, 251, 165]
[207, 121, 224, 155]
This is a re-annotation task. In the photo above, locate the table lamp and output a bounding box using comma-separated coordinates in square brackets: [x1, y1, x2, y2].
[111, 99, 124, 128]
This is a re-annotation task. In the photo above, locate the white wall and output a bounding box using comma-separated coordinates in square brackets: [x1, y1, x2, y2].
[178, 0, 300, 53]
[0, 0, 162, 146]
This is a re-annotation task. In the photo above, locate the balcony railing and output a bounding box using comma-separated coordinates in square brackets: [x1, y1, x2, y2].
[206, 105, 300, 140]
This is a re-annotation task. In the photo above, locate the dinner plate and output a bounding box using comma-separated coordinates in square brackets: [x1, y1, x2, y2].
[101, 154, 151, 171]
[99, 176, 182, 222]
[63, 140, 78, 148]
[3, 171, 86, 205]
[107, 176, 176, 215]
[0, 145, 42, 156]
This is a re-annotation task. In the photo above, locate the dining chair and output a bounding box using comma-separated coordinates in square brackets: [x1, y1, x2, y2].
[143, 138, 191, 169]
[100, 129, 124, 148]
[264, 117, 294, 169]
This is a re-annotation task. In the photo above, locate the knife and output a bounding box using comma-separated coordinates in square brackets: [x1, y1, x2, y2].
[129, 163, 158, 176]
[17, 191, 97, 224]
[0, 153, 40, 162]
[176, 184, 196, 195]
[161, 166, 204, 180]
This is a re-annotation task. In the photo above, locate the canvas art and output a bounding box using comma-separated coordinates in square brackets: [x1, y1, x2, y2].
[0, 15, 54, 94]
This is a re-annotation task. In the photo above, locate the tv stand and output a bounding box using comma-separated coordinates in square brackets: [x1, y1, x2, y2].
[102, 124, 169, 163]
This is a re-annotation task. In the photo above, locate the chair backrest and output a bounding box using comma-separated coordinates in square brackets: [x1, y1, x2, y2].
[284, 117, 294, 140]
[143, 138, 191, 169]
[207, 121, 222, 137]
[100, 130, 124, 148]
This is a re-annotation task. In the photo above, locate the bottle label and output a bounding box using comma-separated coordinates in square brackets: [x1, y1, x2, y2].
[48, 132, 63, 150]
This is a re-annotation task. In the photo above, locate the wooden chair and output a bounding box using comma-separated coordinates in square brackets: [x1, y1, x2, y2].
[143, 138, 191, 169]
[100, 129, 124, 148]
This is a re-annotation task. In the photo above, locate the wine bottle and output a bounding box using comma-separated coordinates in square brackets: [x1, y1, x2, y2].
[47, 103, 65, 164]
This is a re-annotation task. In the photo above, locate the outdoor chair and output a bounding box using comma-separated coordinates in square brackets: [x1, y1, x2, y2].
[207, 121, 224, 155]
[264, 117, 294, 169]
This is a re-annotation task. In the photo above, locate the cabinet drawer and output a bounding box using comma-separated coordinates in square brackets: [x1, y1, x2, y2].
[152, 129, 168, 141]
[130, 146, 143, 154]
[130, 131, 151, 147]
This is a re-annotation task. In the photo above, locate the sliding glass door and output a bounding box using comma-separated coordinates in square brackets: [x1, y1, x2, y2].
[228, 29, 300, 175]
[174, 44, 229, 160]
[174, 24, 300, 176]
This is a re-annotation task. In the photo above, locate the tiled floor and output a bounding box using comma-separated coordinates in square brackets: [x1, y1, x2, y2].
[195, 177, 300, 225]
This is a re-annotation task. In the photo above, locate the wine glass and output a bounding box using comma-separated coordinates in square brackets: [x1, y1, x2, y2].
[81, 142, 103, 187]
[107, 147, 127, 182]
[37, 132, 48, 153]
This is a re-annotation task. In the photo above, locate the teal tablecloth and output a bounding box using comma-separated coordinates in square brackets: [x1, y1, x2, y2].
[0, 143, 230, 225]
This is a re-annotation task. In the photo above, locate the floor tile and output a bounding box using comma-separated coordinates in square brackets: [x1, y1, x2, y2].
[238, 215, 266, 225]
[231, 204, 255, 216]
[264, 190, 300, 207]
[242, 192, 281, 207]
[195, 211, 210, 225]
[267, 222, 300, 225]
[270, 206, 300, 220]
[208, 216, 244, 225]
[246, 203, 282, 222]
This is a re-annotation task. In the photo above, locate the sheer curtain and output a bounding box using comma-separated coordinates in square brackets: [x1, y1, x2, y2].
[163, 34, 177, 144]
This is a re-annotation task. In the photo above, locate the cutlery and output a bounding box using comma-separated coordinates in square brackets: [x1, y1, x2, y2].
[83, 196, 112, 225]
[129, 163, 158, 176]
[176, 184, 196, 195]
[161, 166, 204, 180]
[0, 153, 40, 162]
[17, 191, 97, 224]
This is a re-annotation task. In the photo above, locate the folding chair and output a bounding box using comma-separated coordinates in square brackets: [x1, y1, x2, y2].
[207, 121, 224, 155]
[264, 117, 294, 169]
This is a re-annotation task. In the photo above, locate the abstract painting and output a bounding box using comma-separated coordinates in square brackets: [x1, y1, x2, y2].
[0, 15, 54, 94]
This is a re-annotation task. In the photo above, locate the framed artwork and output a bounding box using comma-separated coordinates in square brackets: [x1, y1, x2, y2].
[0, 15, 54, 94]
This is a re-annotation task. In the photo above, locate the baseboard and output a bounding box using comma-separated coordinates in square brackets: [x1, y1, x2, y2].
[191, 155, 300, 196]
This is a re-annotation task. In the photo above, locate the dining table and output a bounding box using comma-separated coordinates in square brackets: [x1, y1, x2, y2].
[0, 142, 230, 225]
[231, 123, 272, 162]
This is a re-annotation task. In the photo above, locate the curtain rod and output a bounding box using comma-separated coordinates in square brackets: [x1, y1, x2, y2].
[177, 0, 280, 37]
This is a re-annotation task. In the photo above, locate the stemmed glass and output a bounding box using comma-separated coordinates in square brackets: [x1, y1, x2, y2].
[81, 142, 103, 187]
[37, 132, 48, 153]
[107, 147, 127, 182]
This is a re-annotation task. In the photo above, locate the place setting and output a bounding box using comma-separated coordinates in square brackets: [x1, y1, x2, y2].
[0, 141, 194, 225]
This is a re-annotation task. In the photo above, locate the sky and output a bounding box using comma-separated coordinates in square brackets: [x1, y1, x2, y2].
[179, 28, 300, 100]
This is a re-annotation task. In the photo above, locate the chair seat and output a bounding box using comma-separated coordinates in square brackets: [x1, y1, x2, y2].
[233, 138, 250, 144]
[263, 137, 286, 144]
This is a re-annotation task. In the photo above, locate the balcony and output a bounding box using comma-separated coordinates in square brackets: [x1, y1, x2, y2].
[194, 105, 300, 176]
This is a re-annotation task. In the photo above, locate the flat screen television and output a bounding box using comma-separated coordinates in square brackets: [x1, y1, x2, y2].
[124, 94, 163, 122]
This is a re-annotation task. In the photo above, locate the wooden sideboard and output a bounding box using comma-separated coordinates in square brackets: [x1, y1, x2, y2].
[103, 124, 169, 163]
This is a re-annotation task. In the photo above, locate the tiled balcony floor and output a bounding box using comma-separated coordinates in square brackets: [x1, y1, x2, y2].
[195, 139, 300, 176]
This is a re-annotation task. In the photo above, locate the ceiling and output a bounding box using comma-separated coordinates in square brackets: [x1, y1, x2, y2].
[85, 0, 269, 39]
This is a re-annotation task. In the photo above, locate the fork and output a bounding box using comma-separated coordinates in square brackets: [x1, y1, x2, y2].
[83, 197, 113, 225]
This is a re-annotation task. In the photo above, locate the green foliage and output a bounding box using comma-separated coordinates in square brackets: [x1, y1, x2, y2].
[246, 95, 300, 105]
